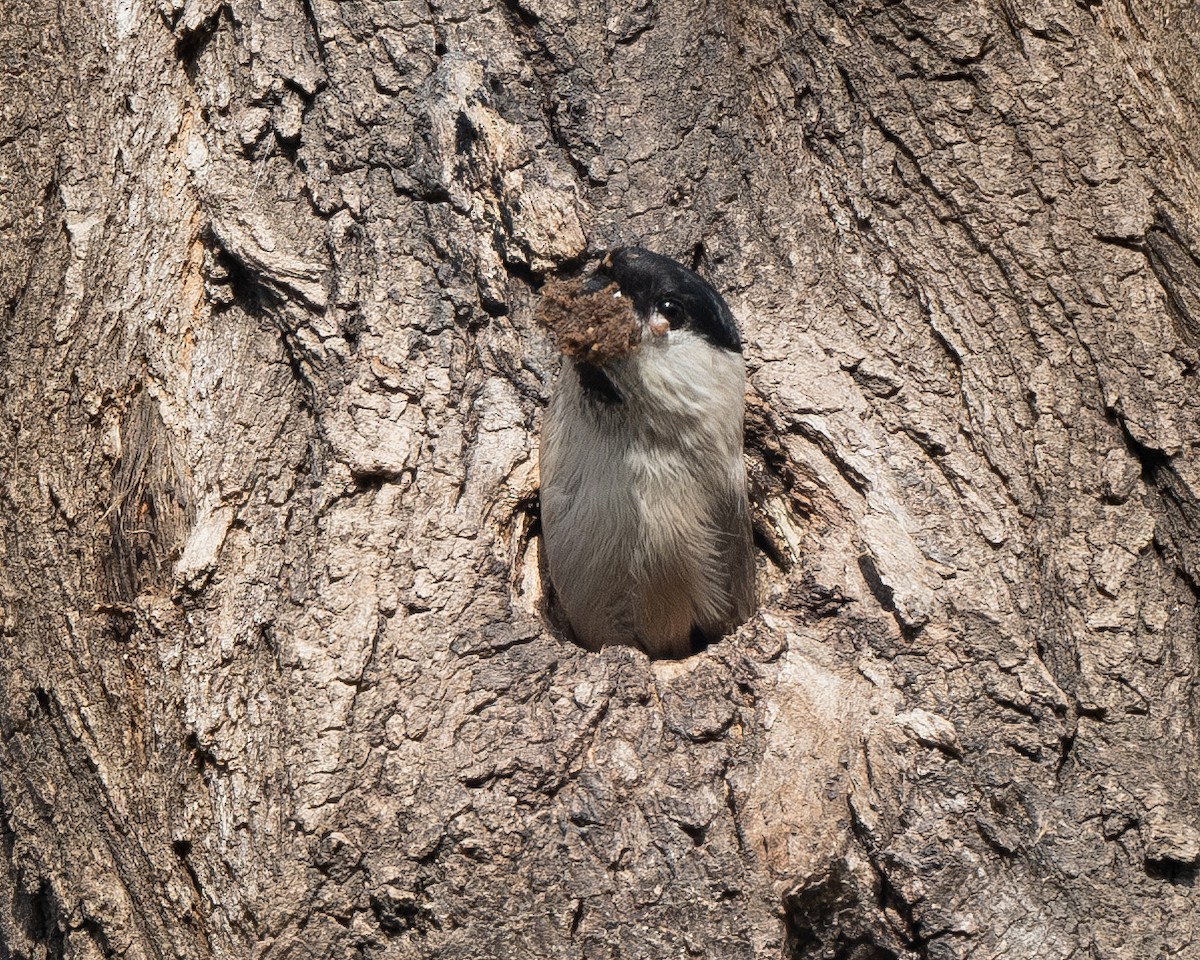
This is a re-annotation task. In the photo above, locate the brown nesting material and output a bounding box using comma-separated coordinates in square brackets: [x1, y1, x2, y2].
[535, 277, 640, 364]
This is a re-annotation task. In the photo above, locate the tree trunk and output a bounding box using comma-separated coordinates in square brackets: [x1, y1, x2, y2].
[3, 0, 1200, 957]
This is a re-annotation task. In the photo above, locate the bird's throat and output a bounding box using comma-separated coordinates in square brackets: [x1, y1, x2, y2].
[575, 362, 624, 405]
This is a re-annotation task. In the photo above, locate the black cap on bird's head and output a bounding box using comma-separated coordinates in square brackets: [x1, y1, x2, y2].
[584, 247, 742, 354]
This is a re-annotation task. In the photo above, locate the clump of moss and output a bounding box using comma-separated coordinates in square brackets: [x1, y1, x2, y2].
[535, 278, 640, 363]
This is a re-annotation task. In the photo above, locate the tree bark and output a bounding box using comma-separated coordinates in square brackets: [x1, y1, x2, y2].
[3, 0, 1200, 957]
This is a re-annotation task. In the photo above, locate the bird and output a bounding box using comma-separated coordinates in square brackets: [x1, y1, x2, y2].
[538, 246, 756, 659]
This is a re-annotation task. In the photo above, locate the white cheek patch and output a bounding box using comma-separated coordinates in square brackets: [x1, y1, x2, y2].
[648, 313, 670, 337]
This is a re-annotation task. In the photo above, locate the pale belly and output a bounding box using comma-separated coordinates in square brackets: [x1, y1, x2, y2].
[541, 436, 722, 658]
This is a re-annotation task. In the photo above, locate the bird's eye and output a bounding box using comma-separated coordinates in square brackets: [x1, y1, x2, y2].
[657, 298, 685, 328]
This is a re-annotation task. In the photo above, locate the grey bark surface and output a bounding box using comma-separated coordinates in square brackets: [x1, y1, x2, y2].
[2, 0, 1200, 958]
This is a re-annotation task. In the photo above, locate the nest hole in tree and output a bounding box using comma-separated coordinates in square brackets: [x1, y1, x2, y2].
[504, 404, 817, 661]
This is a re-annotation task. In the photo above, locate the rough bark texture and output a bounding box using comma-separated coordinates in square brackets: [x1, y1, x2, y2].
[3, 0, 1200, 958]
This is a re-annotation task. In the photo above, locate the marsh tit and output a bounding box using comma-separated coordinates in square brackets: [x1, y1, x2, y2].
[539, 247, 755, 659]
